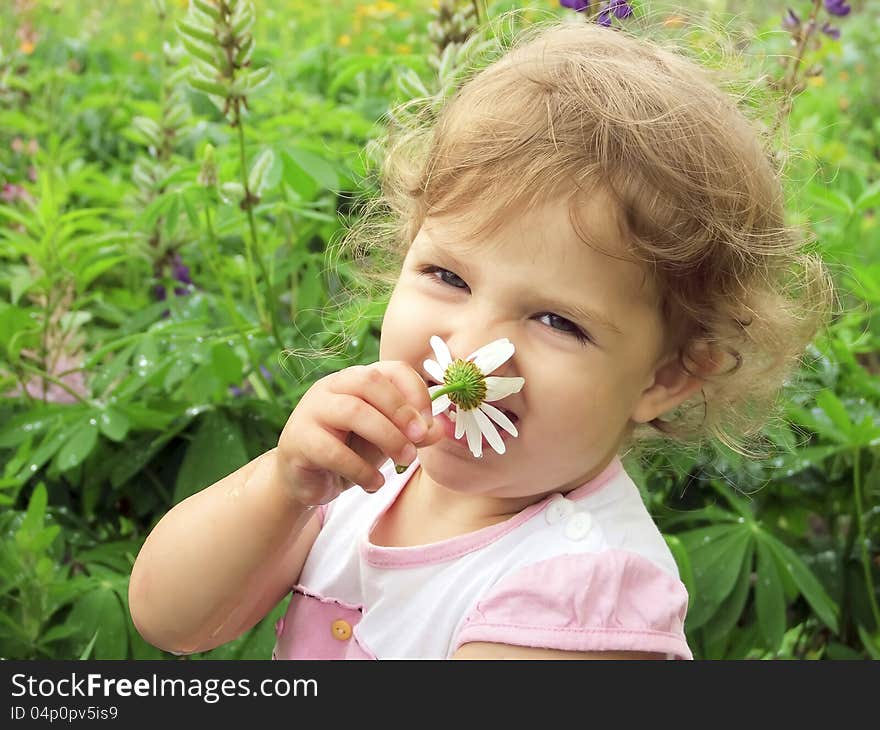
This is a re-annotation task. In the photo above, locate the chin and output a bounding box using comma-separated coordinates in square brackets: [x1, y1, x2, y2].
[416, 442, 512, 488]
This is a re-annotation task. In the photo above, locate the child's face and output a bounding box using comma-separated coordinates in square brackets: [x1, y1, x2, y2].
[380, 192, 688, 498]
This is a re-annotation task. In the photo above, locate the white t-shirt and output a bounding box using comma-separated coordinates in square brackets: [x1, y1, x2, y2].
[272, 456, 692, 659]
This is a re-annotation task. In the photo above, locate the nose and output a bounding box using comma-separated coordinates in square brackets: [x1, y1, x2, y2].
[441, 326, 519, 378]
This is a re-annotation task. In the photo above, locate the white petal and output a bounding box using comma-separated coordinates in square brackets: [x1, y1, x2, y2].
[473, 407, 505, 455]
[430, 335, 453, 369]
[484, 376, 525, 401]
[462, 411, 483, 458]
[429, 391, 452, 416]
[423, 358, 446, 384]
[467, 338, 514, 375]
[454, 408, 466, 439]
[478, 402, 518, 437]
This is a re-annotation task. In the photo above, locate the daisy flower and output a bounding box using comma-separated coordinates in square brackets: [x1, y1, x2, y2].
[423, 335, 525, 458]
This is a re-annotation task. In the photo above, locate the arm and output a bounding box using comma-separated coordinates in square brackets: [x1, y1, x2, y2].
[129, 361, 442, 656]
[129, 448, 320, 655]
[453, 643, 665, 660]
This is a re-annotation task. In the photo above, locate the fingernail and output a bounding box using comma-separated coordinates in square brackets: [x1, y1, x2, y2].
[420, 408, 434, 426]
[406, 419, 426, 441]
[402, 444, 417, 463]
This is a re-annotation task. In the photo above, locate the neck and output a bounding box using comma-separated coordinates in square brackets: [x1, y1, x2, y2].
[405, 465, 550, 530]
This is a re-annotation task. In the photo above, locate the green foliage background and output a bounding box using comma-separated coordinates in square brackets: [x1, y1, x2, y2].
[0, 0, 878, 660]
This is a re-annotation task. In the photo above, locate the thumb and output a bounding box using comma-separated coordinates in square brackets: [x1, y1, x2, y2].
[415, 415, 445, 447]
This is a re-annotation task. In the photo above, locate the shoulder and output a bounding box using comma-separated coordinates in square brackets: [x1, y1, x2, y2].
[451, 464, 693, 659]
[453, 546, 692, 659]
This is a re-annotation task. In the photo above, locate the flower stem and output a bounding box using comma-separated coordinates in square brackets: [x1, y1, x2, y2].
[852, 447, 880, 632]
[430, 382, 468, 400]
[201, 205, 274, 400]
[236, 120, 267, 332]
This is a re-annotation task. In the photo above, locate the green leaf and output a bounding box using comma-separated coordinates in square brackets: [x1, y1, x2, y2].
[14, 426, 68, 482]
[680, 524, 754, 630]
[173, 411, 248, 503]
[110, 414, 196, 488]
[165, 193, 182, 239]
[210, 343, 243, 386]
[16, 482, 48, 546]
[282, 148, 339, 193]
[240, 65, 271, 94]
[54, 421, 99, 472]
[178, 18, 218, 46]
[854, 179, 880, 214]
[857, 626, 880, 660]
[0, 409, 67, 448]
[189, 73, 230, 98]
[664, 534, 696, 598]
[763, 533, 839, 633]
[702, 541, 754, 639]
[803, 184, 853, 215]
[98, 408, 130, 442]
[192, 0, 221, 21]
[78, 255, 130, 290]
[247, 148, 275, 195]
[67, 587, 128, 660]
[755, 537, 786, 652]
[815, 390, 854, 439]
[37, 623, 82, 646]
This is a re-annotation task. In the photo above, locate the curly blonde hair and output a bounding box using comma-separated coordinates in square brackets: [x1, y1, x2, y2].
[330, 15, 834, 456]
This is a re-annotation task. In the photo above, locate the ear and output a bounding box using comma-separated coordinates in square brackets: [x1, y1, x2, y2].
[630, 345, 719, 424]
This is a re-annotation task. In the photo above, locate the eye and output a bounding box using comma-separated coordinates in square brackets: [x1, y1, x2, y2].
[418, 265, 469, 290]
[535, 313, 592, 346]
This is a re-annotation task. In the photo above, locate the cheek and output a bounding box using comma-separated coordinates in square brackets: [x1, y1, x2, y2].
[379, 286, 431, 360]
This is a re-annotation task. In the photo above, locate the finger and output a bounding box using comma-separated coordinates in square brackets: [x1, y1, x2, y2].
[299, 427, 386, 493]
[320, 392, 418, 470]
[366, 360, 436, 441]
[329, 364, 431, 444]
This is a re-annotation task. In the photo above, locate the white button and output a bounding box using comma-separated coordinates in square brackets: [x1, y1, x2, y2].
[564, 511, 593, 540]
[545, 494, 575, 524]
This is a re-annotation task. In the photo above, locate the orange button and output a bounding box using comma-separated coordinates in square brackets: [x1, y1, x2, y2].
[331, 619, 352, 641]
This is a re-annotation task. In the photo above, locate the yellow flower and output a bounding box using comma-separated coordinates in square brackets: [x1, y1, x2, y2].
[808, 76, 825, 88]
[365, 46, 378, 55]
[20, 40, 35, 55]
[337, 34, 351, 47]
[395, 43, 411, 54]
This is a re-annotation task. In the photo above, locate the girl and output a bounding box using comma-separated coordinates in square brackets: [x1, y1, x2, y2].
[129, 18, 831, 660]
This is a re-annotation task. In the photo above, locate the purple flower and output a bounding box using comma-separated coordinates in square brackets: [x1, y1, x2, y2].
[560, 0, 590, 10]
[597, 0, 633, 25]
[820, 22, 841, 39]
[782, 9, 800, 29]
[824, 0, 851, 16]
[171, 253, 192, 285]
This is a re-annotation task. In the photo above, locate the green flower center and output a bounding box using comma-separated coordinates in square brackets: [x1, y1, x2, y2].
[439, 358, 487, 411]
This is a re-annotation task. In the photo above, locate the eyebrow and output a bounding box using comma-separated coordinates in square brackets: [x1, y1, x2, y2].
[412, 239, 624, 336]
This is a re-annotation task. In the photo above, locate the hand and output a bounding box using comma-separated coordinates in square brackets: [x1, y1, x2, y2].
[272, 361, 444, 506]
